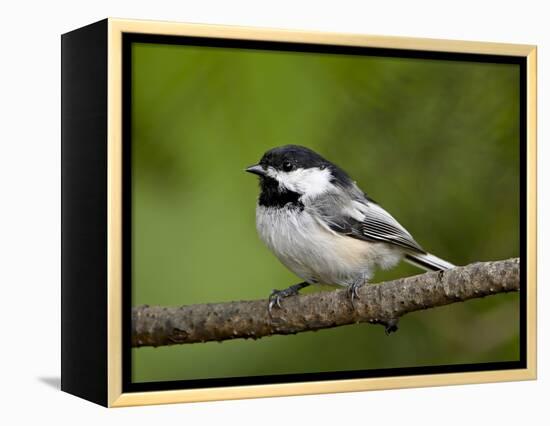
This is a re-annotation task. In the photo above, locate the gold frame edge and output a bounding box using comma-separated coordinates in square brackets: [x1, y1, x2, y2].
[106, 17, 537, 407]
[526, 47, 537, 379]
[107, 19, 123, 406]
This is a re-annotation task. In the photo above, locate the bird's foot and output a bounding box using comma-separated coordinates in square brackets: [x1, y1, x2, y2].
[268, 282, 309, 314]
[347, 280, 364, 306]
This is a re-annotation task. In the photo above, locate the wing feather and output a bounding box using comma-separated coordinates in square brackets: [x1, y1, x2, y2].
[358, 202, 425, 253]
[318, 195, 425, 253]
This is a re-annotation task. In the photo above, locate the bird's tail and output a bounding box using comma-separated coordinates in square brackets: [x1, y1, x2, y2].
[405, 252, 455, 271]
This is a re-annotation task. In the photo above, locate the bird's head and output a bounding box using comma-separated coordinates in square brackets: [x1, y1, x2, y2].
[245, 145, 352, 202]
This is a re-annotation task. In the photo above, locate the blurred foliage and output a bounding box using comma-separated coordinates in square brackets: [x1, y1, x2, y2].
[131, 42, 520, 383]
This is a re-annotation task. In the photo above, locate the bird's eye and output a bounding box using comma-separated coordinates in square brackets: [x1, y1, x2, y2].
[282, 161, 294, 172]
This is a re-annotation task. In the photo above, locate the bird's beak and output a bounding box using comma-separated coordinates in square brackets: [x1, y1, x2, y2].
[245, 164, 266, 176]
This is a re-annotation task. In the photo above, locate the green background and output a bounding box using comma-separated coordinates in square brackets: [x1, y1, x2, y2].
[131, 42, 520, 383]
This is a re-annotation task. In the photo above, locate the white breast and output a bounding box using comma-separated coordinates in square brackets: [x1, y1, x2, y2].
[255, 205, 402, 286]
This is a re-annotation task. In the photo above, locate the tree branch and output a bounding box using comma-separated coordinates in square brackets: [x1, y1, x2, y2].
[132, 258, 519, 347]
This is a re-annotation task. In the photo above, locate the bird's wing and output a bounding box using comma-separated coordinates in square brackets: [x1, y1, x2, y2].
[317, 194, 426, 254]
[357, 201, 425, 253]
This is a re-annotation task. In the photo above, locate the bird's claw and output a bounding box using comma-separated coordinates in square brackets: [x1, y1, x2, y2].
[347, 281, 362, 305]
[268, 287, 298, 313]
[268, 290, 282, 312]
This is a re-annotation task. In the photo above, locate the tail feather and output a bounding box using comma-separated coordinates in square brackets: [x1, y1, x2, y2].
[405, 252, 455, 271]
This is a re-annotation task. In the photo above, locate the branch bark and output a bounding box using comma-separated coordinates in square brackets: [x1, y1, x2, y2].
[132, 258, 519, 347]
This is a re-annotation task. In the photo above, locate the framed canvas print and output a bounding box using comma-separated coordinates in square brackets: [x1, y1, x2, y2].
[61, 18, 537, 407]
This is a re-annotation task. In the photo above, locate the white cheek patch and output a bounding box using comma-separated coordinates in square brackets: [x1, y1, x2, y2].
[268, 167, 333, 197]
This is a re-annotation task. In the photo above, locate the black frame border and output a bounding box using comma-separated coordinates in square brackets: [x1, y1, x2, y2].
[121, 33, 527, 394]
[61, 19, 109, 406]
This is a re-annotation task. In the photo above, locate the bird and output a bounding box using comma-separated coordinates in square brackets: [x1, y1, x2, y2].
[245, 145, 455, 318]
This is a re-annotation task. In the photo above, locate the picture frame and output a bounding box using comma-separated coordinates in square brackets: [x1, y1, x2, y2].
[61, 18, 537, 407]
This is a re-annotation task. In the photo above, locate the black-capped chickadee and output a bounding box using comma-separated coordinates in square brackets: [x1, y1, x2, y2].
[246, 145, 455, 313]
